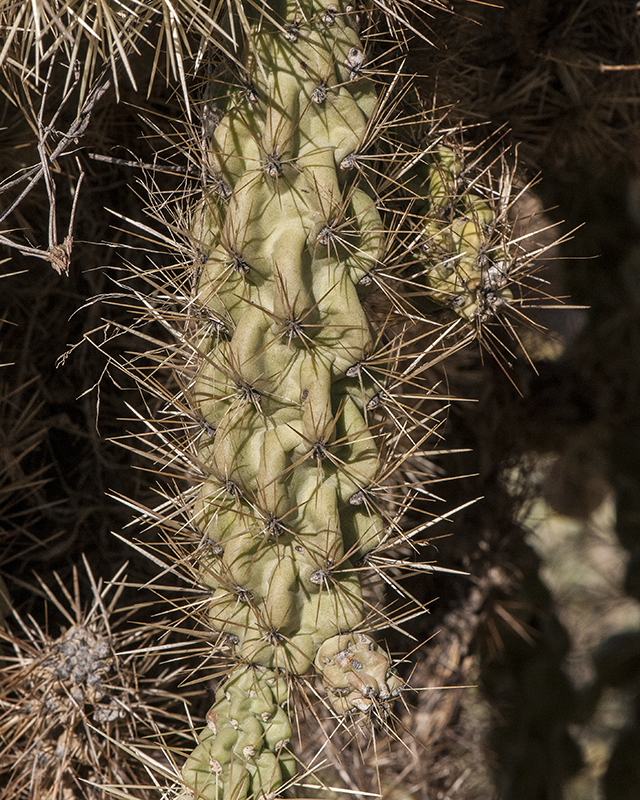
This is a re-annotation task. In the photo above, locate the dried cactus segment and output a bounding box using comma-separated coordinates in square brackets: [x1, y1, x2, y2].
[418, 146, 513, 323]
[0, 562, 186, 800]
[182, 666, 295, 800]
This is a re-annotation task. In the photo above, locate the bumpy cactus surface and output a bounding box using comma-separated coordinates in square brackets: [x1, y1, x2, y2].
[126, 2, 531, 798]
[416, 147, 513, 323]
[182, 667, 295, 800]
[185, 1, 402, 796]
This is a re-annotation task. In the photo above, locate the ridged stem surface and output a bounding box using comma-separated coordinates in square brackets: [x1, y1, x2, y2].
[184, 2, 400, 797]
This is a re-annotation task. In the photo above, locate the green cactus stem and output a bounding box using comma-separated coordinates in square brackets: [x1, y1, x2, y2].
[185, 1, 401, 797]
[182, 667, 295, 800]
[178, 0, 530, 795]
[193, 0, 387, 675]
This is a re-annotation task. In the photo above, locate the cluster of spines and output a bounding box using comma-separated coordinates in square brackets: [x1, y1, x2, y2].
[0, 561, 187, 799]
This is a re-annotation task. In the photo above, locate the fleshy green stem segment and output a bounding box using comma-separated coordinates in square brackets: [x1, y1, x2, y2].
[186, 1, 400, 797]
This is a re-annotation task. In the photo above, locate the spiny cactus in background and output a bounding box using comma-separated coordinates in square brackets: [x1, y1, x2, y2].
[418, 146, 513, 322]
[400, 140, 557, 371]
[0, 561, 187, 800]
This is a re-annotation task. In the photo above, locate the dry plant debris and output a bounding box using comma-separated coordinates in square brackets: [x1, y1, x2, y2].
[0, 558, 192, 800]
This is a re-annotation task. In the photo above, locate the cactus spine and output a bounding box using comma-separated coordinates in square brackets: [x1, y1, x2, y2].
[183, 2, 401, 797]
